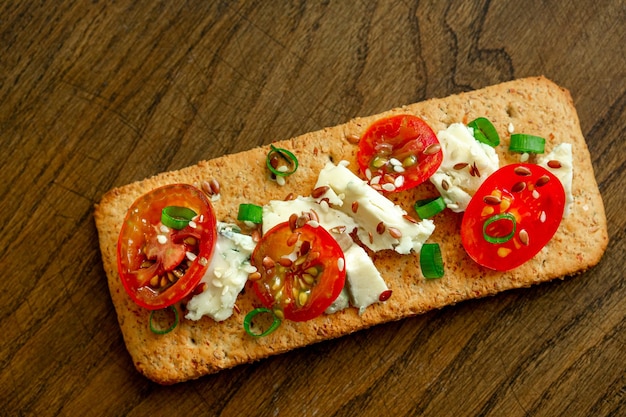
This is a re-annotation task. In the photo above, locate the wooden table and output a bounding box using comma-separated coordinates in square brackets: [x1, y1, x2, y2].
[2, 1, 624, 416]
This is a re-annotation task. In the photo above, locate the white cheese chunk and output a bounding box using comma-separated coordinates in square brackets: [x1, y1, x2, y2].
[262, 196, 358, 235]
[430, 123, 499, 212]
[185, 223, 255, 322]
[538, 143, 574, 216]
[314, 162, 435, 254]
[343, 244, 388, 314]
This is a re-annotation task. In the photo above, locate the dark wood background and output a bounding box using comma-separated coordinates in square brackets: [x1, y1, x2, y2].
[1, 1, 624, 416]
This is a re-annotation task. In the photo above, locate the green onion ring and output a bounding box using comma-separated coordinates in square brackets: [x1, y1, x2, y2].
[149, 305, 179, 335]
[266, 145, 299, 177]
[161, 206, 197, 230]
[420, 243, 444, 279]
[468, 117, 500, 147]
[509, 134, 545, 154]
[237, 203, 264, 224]
[414, 197, 446, 219]
[244, 308, 281, 337]
[483, 212, 517, 244]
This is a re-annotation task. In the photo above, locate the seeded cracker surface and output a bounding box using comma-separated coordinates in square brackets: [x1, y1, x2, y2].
[94, 77, 608, 384]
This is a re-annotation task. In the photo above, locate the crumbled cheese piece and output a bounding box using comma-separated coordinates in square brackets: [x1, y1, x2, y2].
[185, 223, 255, 321]
[314, 162, 435, 254]
[430, 123, 499, 212]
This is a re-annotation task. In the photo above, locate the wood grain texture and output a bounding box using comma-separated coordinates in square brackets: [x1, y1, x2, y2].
[0, 1, 624, 416]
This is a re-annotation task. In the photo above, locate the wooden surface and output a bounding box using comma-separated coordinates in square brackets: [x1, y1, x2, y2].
[1, 1, 624, 416]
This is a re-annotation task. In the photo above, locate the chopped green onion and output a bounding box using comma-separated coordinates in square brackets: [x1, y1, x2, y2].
[149, 305, 179, 335]
[483, 212, 516, 244]
[244, 308, 281, 337]
[414, 197, 446, 219]
[420, 243, 444, 279]
[237, 203, 263, 224]
[161, 206, 197, 229]
[266, 145, 298, 177]
[468, 117, 500, 147]
[509, 134, 545, 153]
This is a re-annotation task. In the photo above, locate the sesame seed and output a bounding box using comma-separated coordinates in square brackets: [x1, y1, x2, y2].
[370, 175, 381, 185]
[532, 189, 540, 199]
[157, 235, 168, 244]
[276, 176, 286, 186]
[508, 122, 515, 133]
[159, 225, 170, 233]
[365, 168, 372, 180]
[540, 211, 547, 222]
[393, 165, 405, 173]
[394, 175, 405, 188]
[188, 220, 197, 229]
[382, 183, 396, 192]
[389, 158, 402, 166]
[337, 257, 345, 272]
[186, 251, 197, 261]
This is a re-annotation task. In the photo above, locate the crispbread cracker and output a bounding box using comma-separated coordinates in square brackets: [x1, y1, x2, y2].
[94, 76, 608, 384]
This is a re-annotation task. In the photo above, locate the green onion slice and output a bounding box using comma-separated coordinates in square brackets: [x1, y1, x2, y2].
[420, 243, 444, 279]
[468, 117, 500, 147]
[244, 308, 281, 337]
[414, 197, 446, 219]
[483, 212, 517, 244]
[161, 206, 197, 230]
[149, 305, 179, 335]
[266, 145, 299, 177]
[237, 203, 263, 224]
[509, 134, 545, 153]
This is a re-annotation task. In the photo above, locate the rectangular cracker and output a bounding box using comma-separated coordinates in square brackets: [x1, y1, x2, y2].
[94, 76, 608, 384]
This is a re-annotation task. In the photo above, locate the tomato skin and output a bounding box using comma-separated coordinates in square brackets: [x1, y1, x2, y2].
[251, 222, 346, 322]
[357, 114, 443, 192]
[461, 164, 565, 271]
[117, 184, 217, 310]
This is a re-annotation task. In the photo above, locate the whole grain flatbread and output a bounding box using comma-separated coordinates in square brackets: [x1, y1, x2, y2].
[94, 76, 608, 384]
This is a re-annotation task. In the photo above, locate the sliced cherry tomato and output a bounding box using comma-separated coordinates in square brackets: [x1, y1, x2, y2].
[251, 222, 346, 322]
[461, 164, 565, 271]
[117, 184, 217, 310]
[357, 114, 443, 192]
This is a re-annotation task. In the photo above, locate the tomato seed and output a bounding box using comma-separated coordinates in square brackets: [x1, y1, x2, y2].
[150, 275, 159, 287]
[300, 240, 311, 256]
[298, 291, 309, 307]
[302, 273, 316, 285]
[453, 162, 469, 170]
[402, 154, 417, 167]
[284, 192, 295, 201]
[441, 179, 450, 191]
[352, 201, 359, 213]
[296, 215, 308, 228]
[376, 221, 386, 234]
[388, 227, 402, 239]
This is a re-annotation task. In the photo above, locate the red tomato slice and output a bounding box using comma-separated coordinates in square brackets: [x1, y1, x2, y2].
[117, 184, 217, 310]
[461, 164, 565, 271]
[251, 222, 346, 322]
[357, 114, 443, 192]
